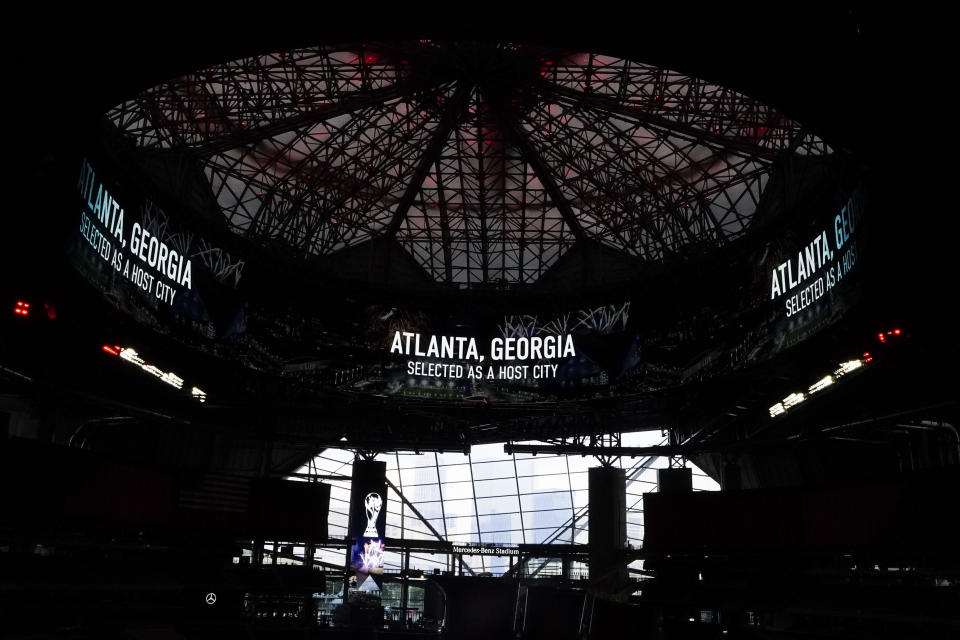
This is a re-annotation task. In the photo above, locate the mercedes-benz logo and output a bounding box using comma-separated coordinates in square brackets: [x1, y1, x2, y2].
[205, 592, 217, 605]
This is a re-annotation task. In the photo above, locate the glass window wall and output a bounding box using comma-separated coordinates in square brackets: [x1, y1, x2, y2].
[291, 431, 718, 575]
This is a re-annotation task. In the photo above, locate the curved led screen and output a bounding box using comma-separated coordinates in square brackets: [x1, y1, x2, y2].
[68, 149, 866, 405]
[70, 158, 247, 341]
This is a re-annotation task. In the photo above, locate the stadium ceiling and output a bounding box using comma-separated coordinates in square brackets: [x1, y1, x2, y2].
[107, 40, 831, 288]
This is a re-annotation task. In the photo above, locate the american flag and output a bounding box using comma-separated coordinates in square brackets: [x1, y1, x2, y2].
[178, 472, 250, 514]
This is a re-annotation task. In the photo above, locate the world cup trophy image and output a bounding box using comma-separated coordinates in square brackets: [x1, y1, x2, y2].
[363, 492, 382, 538]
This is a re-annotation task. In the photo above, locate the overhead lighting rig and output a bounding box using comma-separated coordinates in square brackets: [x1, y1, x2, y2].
[102, 344, 207, 402]
[769, 328, 906, 418]
[768, 360, 863, 418]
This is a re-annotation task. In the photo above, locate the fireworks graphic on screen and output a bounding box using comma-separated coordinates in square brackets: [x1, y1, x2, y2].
[360, 539, 385, 571]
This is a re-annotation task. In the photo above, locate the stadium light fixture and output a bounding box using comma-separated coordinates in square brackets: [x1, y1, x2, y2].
[101, 344, 205, 396]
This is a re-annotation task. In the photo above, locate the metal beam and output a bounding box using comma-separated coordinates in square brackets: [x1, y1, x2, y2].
[179, 79, 442, 158]
[487, 95, 587, 242]
[384, 82, 472, 236]
[504, 443, 692, 457]
[382, 475, 480, 578]
[538, 81, 788, 163]
[283, 472, 351, 481]
[384, 477, 446, 543]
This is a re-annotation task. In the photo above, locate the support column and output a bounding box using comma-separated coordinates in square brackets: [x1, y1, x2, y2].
[342, 540, 352, 605]
[588, 466, 627, 596]
[252, 433, 273, 618]
[402, 550, 410, 625]
[657, 467, 693, 494]
[722, 461, 742, 491]
[303, 538, 316, 627]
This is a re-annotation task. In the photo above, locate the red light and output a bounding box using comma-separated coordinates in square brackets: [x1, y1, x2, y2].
[864, 357, 873, 363]
[102, 345, 119, 356]
[44, 303, 56, 319]
[863, 352, 870, 357]
[878, 333, 886, 342]
[13, 301, 30, 316]
[893, 328, 901, 335]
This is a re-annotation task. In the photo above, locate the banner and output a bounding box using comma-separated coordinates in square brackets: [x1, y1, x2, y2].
[349, 460, 387, 574]
[70, 158, 247, 341]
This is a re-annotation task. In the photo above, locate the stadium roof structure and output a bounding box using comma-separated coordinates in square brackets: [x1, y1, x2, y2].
[106, 41, 831, 288]
[4, 12, 955, 527]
